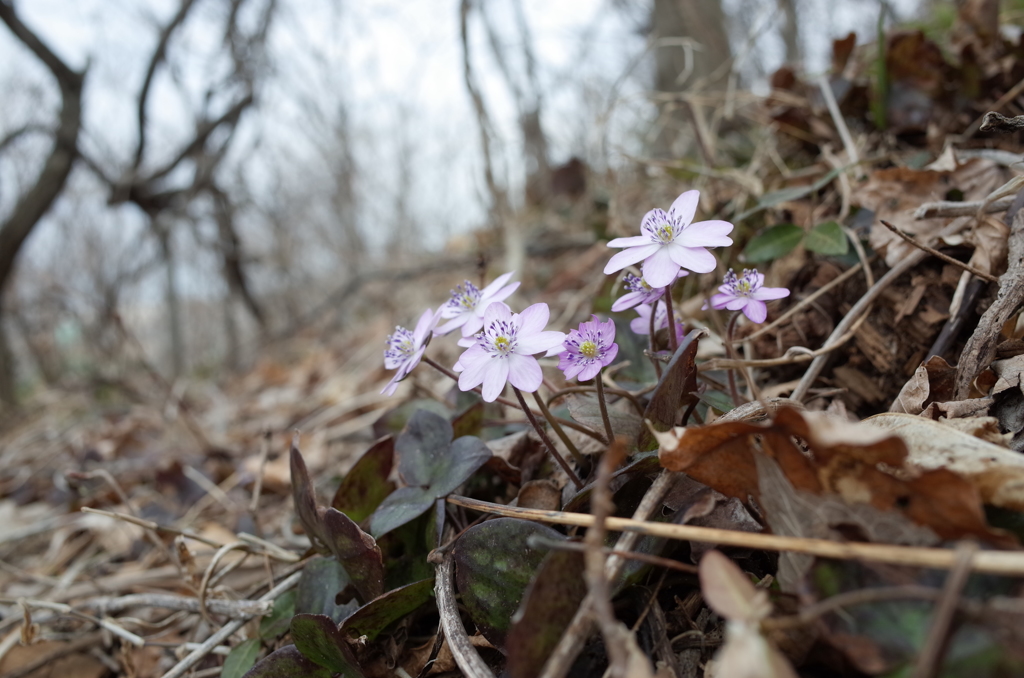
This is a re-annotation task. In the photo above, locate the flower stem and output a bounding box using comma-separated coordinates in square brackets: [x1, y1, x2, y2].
[664, 281, 678, 353]
[593, 372, 615, 443]
[724, 312, 745, 407]
[513, 386, 584, 489]
[422, 356, 606, 443]
[531, 391, 586, 467]
[648, 299, 662, 379]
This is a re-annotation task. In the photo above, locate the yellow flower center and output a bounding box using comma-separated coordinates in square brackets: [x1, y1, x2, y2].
[494, 336, 511, 352]
[580, 340, 599, 359]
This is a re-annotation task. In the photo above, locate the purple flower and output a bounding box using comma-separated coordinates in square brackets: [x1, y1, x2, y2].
[604, 190, 734, 288]
[611, 271, 687, 312]
[630, 302, 685, 343]
[382, 307, 441, 396]
[436, 272, 520, 337]
[456, 302, 566, 402]
[706, 268, 790, 324]
[558, 316, 619, 381]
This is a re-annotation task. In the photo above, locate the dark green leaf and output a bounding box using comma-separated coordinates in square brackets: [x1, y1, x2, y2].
[259, 590, 296, 641]
[639, 329, 702, 450]
[805, 221, 849, 255]
[296, 557, 358, 624]
[698, 390, 736, 414]
[331, 436, 395, 524]
[742, 223, 804, 263]
[505, 550, 588, 678]
[562, 453, 662, 513]
[565, 395, 642, 444]
[372, 399, 451, 439]
[222, 638, 261, 678]
[320, 508, 384, 603]
[242, 645, 332, 678]
[369, 486, 435, 539]
[453, 518, 568, 648]
[369, 410, 491, 538]
[290, 614, 364, 677]
[340, 577, 435, 642]
[378, 508, 437, 590]
[290, 441, 324, 547]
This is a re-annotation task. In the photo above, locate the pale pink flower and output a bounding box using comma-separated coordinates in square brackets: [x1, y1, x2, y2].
[558, 316, 618, 381]
[456, 302, 565, 402]
[611, 271, 687, 312]
[604, 190, 733, 287]
[706, 269, 790, 324]
[382, 308, 441, 396]
[630, 302, 685, 343]
[436, 272, 520, 337]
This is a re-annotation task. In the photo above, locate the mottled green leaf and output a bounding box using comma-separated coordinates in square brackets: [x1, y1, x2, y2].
[222, 638, 261, 678]
[742, 223, 804, 263]
[453, 518, 568, 648]
[340, 577, 435, 642]
[259, 590, 296, 641]
[242, 645, 332, 678]
[735, 166, 845, 222]
[296, 557, 358, 624]
[698, 390, 736, 414]
[290, 614, 364, 677]
[505, 550, 587, 678]
[451, 401, 485, 439]
[331, 436, 395, 524]
[369, 410, 491, 538]
[805, 221, 849, 255]
[320, 508, 384, 603]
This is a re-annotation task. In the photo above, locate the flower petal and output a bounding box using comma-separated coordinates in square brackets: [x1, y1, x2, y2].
[607, 235, 652, 248]
[412, 308, 439, 344]
[611, 291, 644, 312]
[518, 330, 567, 355]
[480, 358, 510, 402]
[563, 360, 585, 380]
[665, 244, 717, 274]
[456, 346, 490, 385]
[479, 271, 514, 298]
[600, 342, 619, 366]
[725, 297, 749, 311]
[642, 247, 681, 287]
[518, 303, 550, 335]
[676, 220, 734, 248]
[577, 361, 603, 382]
[752, 287, 790, 301]
[487, 281, 520, 305]
[630, 316, 649, 335]
[381, 375, 401, 396]
[483, 301, 512, 325]
[603, 244, 660, 275]
[668, 190, 700, 226]
[743, 300, 768, 324]
[507, 354, 542, 392]
[435, 314, 469, 335]
[708, 292, 735, 309]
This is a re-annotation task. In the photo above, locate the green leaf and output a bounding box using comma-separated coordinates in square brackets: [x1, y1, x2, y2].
[331, 436, 395, 524]
[320, 508, 385, 603]
[698, 390, 736, 414]
[296, 557, 358, 624]
[222, 638, 261, 678]
[505, 550, 588, 678]
[259, 590, 296, 641]
[735, 166, 845, 221]
[290, 614, 364, 677]
[369, 410, 491, 538]
[805, 221, 849, 255]
[453, 518, 568, 648]
[742, 223, 804, 263]
[242, 645, 332, 678]
[340, 577, 435, 642]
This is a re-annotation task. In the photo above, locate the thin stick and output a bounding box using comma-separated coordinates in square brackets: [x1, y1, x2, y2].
[818, 74, 860, 166]
[764, 585, 944, 630]
[16, 598, 145, 647]
[744, 262, 864, 342]
[531, 390, 586, 467]
[158, 571, 301, 678]
[879, 220, 998, 283]
[423, 356, 606, 443]
[912, 541, 978, 678]
[649, 299, 662, 379]
[527, 536, 698, 574]
[249, 429, 272, 514]
[915, 196, 1015, 219]
[593, 375, 615, 443]
[436, 552, 495, 678]
[446, 495, 1024, 576]
[513, 386, 584, 489]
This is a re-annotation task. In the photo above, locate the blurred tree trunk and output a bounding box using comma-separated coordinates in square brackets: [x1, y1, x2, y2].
[778, 0, 801, 65]
[0, 2, 85, 405]
[155, 221, 185, 379]
[651, 0, 731, 157]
